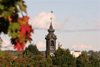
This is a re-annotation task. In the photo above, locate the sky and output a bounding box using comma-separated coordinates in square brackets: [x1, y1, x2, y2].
[0, 0, 100, 51]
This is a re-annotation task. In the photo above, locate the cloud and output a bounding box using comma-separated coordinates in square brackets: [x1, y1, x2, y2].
[72, 44, 92, 50]
[63, 26, 100, 32]
[29, 12, 63, 29]
[1, 40, 16, 50]
[1, 40, 10, 47]
[37, 42, 46, 51]
[64, 17, 70, 22]
[95, 19, 100, 22]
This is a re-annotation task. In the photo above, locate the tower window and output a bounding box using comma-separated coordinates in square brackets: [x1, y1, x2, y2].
[50, 40, 54, 50]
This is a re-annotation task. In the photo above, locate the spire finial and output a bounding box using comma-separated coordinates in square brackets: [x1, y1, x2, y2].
[50, 11, 53, 21]
[48, 10, 55, 32]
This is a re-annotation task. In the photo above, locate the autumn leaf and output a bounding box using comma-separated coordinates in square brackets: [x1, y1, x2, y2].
[8, 16, 12, 21]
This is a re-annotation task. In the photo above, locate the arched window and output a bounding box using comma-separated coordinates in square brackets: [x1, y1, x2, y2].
[51, 40, 54, 46]
[50, 40, 54, 50]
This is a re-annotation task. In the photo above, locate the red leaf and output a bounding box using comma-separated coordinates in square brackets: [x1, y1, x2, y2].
[14, 42, 25, 52]
[14, 42, 21, 52]
[11, 16, 34, 52]
[20, 24, 26, 33]
[20, 44, 25, 51]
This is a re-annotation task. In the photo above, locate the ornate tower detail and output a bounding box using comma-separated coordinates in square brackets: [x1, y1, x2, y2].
[45, 22, 57, 57]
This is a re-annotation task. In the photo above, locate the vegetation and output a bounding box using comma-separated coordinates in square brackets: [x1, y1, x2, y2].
[76, 52, 92, 67]
[0, 45, 100, 67]
[0, 44, 4, 57]
[0, 50, 4, 57]
[82, 50, 100, 67]
[84, 50, 100, 60]
[0, 0, 33, 52]
[51, 47, 76, 67]
[23, 44, 41, 56]
[0, 0, 100, 67]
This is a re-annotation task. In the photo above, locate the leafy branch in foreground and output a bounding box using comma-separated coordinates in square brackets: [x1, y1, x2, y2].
[0, 0, 34, 52]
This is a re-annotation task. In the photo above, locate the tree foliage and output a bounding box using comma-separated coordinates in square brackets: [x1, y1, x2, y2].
[23, 44, 41, 56]
[76, 52, 92, 67]
[0, 48, 100, 67]
[0, 0, 33, 52]
[82, 50, 100, 67]
[51, 47, 76, 67]
[89, 56, 100, 67]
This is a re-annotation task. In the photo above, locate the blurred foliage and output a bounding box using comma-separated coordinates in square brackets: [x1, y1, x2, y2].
[0, 44, 100, 67]
[23, 44, 41, 56]
[0, 0, 26, 34]
[0, 50, 4, 57]
[0, 45, 100, 67]
[0, 0, 34, 52]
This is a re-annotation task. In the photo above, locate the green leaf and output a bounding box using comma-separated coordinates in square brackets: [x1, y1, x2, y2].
[9, 31, 19, 39]
[1, 11, 12, 19]
[8, 22, 20, 38]
[8, 7, 15, 12]
[0, 0, 2, 2]
[0, 4, 4, 10]
[15, 6, 20, 12]
[12, 32, 19, 39]
[16, 1, 27, 13]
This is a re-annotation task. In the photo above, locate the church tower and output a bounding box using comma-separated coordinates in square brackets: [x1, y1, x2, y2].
[45, 11, 57, 57]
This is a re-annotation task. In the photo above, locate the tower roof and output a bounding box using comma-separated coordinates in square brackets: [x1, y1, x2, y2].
[48, 22, 55, 32]
[45, 22, 57, 40]
[45, 11, 57, 40]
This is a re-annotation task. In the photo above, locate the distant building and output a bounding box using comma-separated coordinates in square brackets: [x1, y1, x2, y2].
[71, 50, 81, 57]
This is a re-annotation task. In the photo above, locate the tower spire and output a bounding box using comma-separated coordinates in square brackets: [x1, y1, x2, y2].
[49, 22, 53, 30]
[48, 11, 54, 32]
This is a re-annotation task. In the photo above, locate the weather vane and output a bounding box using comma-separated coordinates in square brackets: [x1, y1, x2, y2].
[50, 10, 53, 21]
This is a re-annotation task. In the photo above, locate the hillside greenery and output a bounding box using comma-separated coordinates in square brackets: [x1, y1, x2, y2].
[0, 44, 100, 67]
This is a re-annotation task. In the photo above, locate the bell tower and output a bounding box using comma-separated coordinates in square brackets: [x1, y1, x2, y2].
[45, 11, 57, 57]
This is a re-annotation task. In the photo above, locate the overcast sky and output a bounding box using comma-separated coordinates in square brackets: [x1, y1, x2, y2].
[1, 0, 100, 51]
